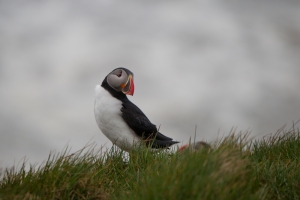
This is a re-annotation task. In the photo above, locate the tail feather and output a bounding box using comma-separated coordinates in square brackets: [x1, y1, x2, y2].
[150, 139, 179, 149]
[155, 132, 173, 141]
[143, 131, 179, 149]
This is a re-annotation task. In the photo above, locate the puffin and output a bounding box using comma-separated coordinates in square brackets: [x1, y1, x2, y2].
[178, 141, 210, 152]
[94, 67, 179, 151]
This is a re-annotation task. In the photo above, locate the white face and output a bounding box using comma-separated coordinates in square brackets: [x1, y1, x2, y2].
[107, 69, 128, 92]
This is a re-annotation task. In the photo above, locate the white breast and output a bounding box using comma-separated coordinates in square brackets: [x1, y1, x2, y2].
[94, 85, 138, 150]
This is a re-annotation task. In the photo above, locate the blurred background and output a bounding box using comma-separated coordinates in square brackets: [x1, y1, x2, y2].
[0, 0, 300, 169]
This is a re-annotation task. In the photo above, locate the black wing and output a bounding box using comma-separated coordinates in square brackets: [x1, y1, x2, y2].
[120, 99, 179, 148]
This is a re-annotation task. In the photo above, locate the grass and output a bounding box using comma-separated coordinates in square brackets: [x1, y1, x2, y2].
[0, 125, 300, 200]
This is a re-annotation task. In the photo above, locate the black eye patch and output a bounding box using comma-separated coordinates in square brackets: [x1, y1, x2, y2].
[117, 71, 122, 77]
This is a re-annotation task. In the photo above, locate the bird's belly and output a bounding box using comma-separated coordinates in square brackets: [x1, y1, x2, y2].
[94, 86, 138, 150]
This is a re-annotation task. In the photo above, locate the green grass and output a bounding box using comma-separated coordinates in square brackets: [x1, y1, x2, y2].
[1, 125, 300, 200]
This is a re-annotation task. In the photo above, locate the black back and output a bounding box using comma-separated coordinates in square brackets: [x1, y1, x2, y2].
[102, 77, 179, 148]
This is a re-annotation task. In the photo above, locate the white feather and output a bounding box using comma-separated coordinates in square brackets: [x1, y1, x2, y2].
[94, 85, 138, 150]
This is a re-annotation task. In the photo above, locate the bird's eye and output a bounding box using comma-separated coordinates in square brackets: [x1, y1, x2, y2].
[117, 71, 122, 77]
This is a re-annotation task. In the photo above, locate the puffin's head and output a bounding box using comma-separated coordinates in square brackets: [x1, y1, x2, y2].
[106, 68, 134, 96]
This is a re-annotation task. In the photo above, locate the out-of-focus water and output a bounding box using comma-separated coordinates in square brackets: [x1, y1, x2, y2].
[1, 0, 300, 168]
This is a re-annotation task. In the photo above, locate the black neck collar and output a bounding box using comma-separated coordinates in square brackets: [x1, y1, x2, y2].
[101, 77, 128, 101]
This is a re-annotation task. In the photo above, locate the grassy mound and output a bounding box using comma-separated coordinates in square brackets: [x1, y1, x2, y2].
[1, 126, 300, 200]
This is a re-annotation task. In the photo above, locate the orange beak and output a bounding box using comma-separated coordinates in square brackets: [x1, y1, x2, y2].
[178, 144, 189, 152]
[122, 75, 134, 96]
